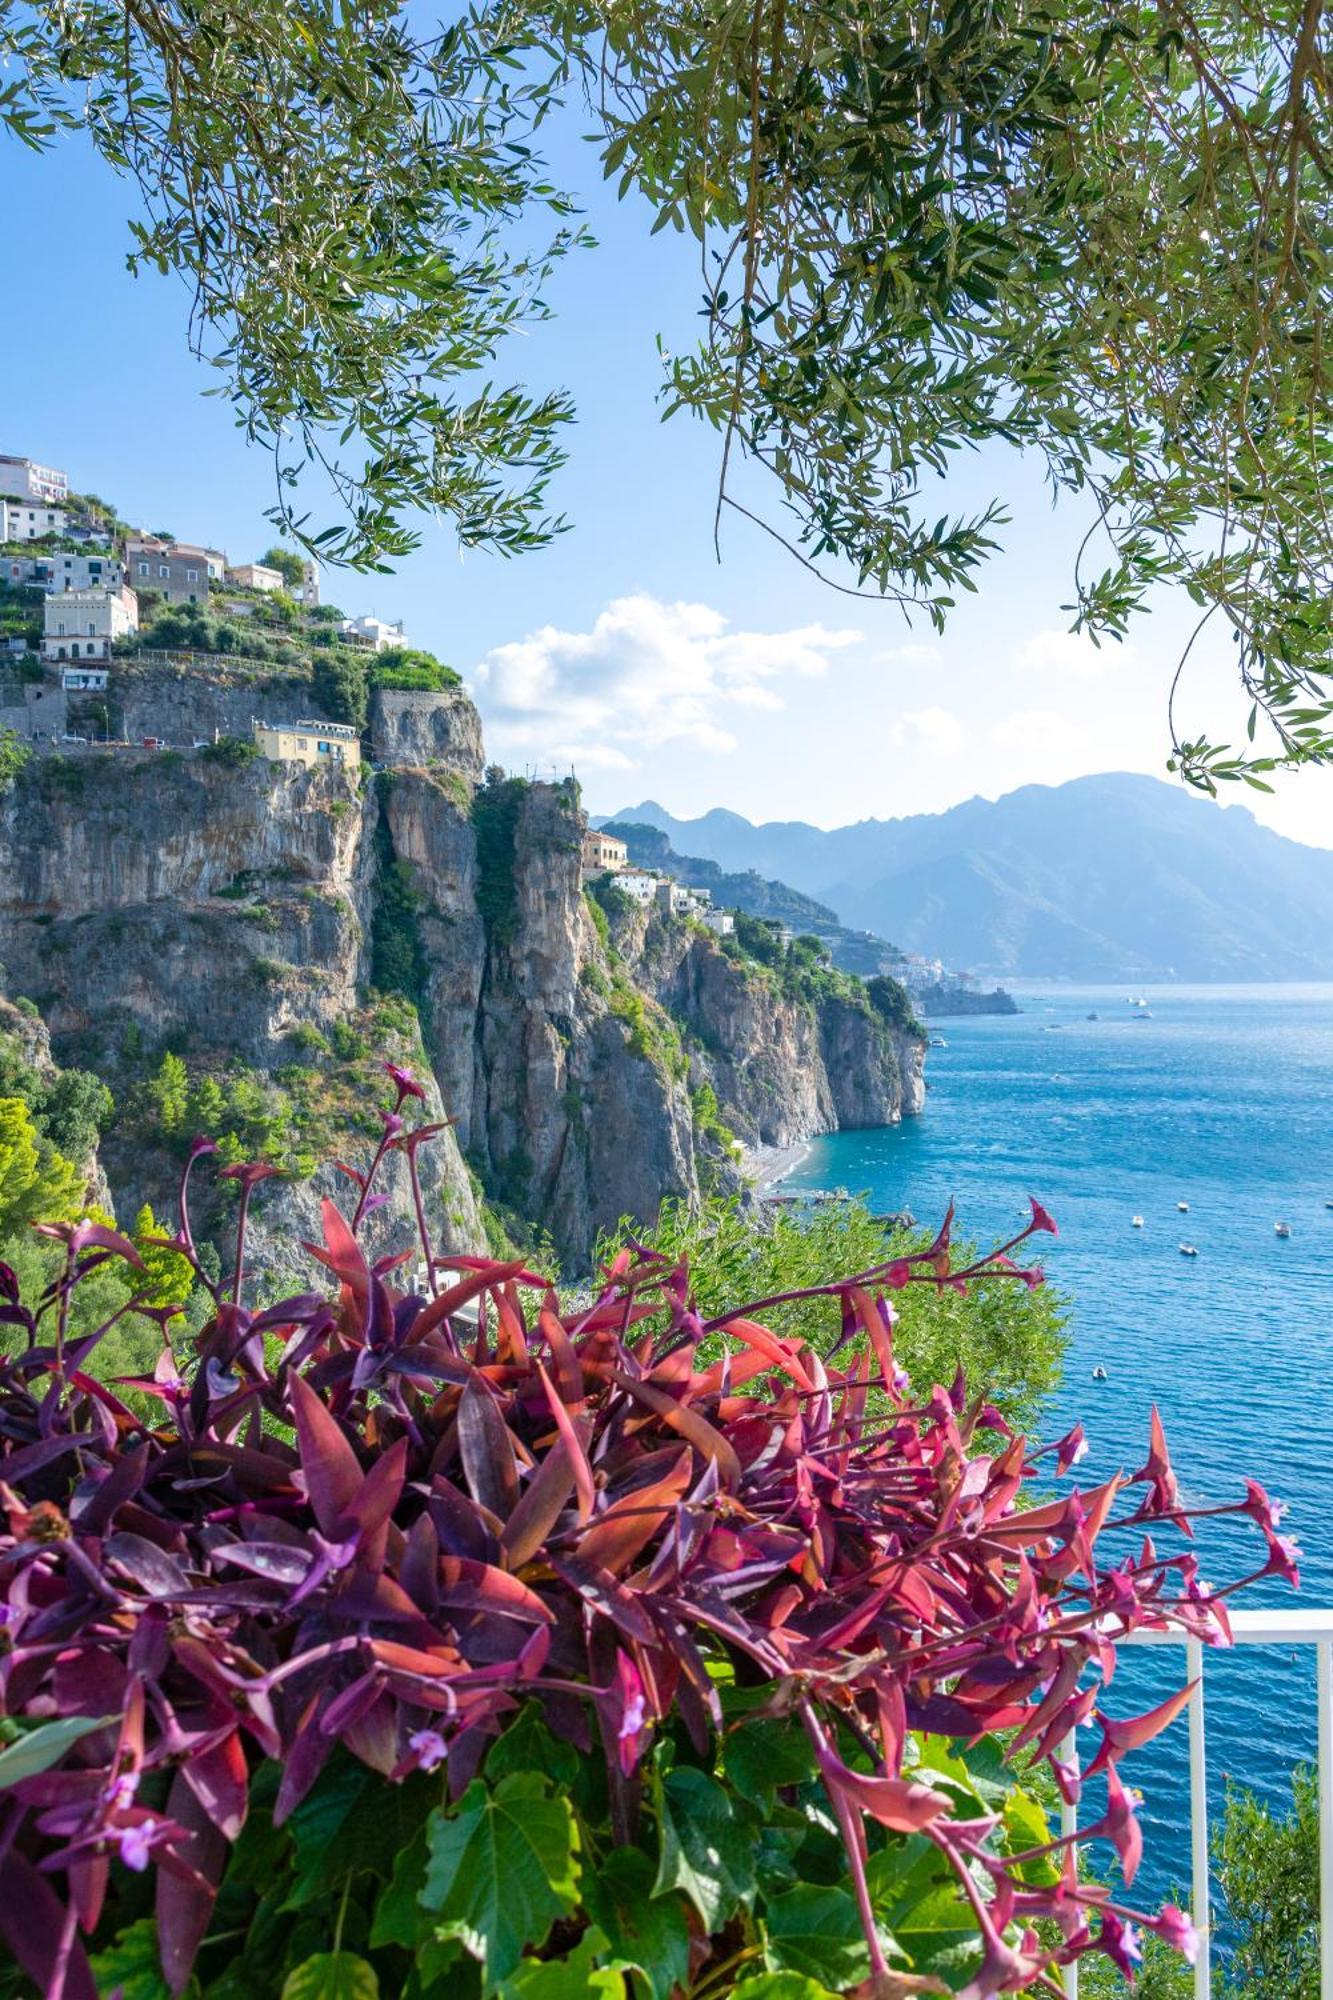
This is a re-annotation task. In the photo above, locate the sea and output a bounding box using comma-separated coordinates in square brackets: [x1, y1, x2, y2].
[781, 983, 1333, 1904]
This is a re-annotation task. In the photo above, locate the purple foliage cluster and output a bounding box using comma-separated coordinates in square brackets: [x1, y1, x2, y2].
[0, 1068, 1296, 1996]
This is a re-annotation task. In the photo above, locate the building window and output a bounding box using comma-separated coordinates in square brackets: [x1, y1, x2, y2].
[159, 564, 170, 578]
[138, 562, 149, 577]
[186, 568, 198, 582]
[70, 644, 79, 659]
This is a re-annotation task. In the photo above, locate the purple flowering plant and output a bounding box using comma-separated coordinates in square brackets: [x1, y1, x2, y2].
[0, 1065, 1295, 1997]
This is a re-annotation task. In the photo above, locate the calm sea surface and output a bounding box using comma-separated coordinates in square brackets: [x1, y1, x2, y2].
[783, 984, 1333, 1899]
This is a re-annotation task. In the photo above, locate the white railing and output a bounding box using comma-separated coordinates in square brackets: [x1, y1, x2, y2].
[1062, 1610, 1333, 1997]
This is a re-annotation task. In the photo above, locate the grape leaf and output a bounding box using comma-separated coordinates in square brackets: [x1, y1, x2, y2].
[420, 1772, 580, 1994]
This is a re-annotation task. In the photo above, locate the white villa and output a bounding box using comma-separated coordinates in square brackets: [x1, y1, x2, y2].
[342, 614, 406, 652]
[0, 455, 67, 506]
[4, 552, 124, 594]
[42, 585, 139, 663]
[225, 562, 285, 594]
[2, 497, 67, 542]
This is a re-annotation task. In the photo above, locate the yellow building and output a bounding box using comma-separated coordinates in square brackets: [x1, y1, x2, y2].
[252, 718, 362, 770]
[581, 829, 628, 878]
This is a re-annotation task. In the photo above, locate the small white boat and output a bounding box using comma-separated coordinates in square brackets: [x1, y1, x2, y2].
[1275, 1221, 1292, 1239]
[1131, 1215, 1145, 1229]
[929, 1035, 948, 1049]
[1177, 1200, 1190, 1213]
[1179, 1242, 1199, 1257]
[1092, 1365, 1108, 1381]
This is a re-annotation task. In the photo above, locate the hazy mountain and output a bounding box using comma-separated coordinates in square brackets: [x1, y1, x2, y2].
[600, 774, 1333, 980]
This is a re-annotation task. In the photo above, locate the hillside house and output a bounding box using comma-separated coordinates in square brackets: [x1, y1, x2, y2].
[252, 719, 362, 770]
[60, 666, 110, 692]
[616, 871, 660, 907]
[581, 829, 628, 878]
[42, 585, 138, 662]
[2, 498, 67, 542]
[0, 456, 67, 506]
[126, 538, 226, 605]
[225, 562, 284, 593]
[701, 908, 735, 936]
[342, 614, 405, 652]
[4, 552, 124, 594]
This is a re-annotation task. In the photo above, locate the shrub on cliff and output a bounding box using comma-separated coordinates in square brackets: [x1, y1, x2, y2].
[0, 1074, 1294, 1997]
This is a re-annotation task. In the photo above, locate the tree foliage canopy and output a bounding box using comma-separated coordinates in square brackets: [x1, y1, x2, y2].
[3, 0, 1330, 784]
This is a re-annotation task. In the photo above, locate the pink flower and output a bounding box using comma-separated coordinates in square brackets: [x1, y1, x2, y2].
[409, 1727, 449, 1773]
[383, 1061, 426, 1107]
[613, 1650, 650, 1775]
[1054, 1424, 1089, 1473]
[1028, 1196, 1059, 1236]
[113, 1818, 159, 1872]
[1264, 1530, 1303, 1588]
[1148, 1904, 1199, 1964]
[1243, 1480, 1289, 1535]
[1096, 1910, 1143, 1978]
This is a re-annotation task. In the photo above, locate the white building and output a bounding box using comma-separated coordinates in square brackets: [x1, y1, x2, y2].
[701, 908, 735, 936]
[0, 456, 67, 506]
[2, 498, 67, 542]
[341, 614, 406, 652]
[617, 871, 660, 907]
[225, 562, 285, 593]
[301, 558, 321, 607]
[60, 666, 110, 692]
[4, 552, 123, 594]
[42, 585, 138, 663]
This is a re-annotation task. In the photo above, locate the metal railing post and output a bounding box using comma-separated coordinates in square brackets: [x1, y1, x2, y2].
[1317, 1638, 1333, 1997]
[1059, 1728, 1080, 1999]
[1186, 1636, 1211, 1999]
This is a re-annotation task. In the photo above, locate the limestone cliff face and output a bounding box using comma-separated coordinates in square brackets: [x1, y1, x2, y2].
[0, 683, 924, 1273]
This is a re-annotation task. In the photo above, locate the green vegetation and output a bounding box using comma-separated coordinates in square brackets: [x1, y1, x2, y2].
[0, 580, 43, 654]
[0, 1017, 111, 1163]
[199, 734, 260, 768]
[259, 545, 305, 589]
[1083, 1766, 1321, 1998]
[471, 771, 529, 943]
[0, 728, 30, 794]
[371, 808, 432, 1027]
[605, 1193, 1066, 1437]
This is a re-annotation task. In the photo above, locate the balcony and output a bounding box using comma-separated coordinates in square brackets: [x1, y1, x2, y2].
[1061, 1610, 1333, 1997]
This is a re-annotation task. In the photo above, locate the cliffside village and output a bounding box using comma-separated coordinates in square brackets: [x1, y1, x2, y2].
[0, 451, 398, 766]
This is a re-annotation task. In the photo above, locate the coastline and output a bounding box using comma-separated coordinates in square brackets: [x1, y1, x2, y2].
[742, 1138, 813, 1197]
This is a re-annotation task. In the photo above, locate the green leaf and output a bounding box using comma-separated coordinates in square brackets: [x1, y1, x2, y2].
[762, 1884, 872, 1985]
[89, 1918, 179, 2000]
[368, 1821, 431, 1951]
[285, 1758, 435, 1909]
[582, 1847, 690, 2000]
[730, 1977, 840, 1999]
[498, 1926, 623, 1997]
[484, 1702, 580, 1788]
[420, 1772, 580, 1993]
[867, 1839, 975, 1974]
[725, 1716, 818, 1807]
[281, 1954, 380, 2000]
[652, 1765, 756, 1932]
[0, 1714, 116, 1788]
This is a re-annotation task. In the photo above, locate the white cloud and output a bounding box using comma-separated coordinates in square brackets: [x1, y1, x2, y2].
[890, 706, 964, 754]
[472, 593, 861, 773]
[991, 709, 1090, 758]
[1014, 628, 1136, 677]
[876, 641, 943, 666]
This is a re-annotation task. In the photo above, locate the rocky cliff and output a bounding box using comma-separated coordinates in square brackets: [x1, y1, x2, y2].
[0, 684, 925, 1271]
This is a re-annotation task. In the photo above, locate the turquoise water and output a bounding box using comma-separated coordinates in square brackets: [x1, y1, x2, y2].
[784, 984, 1333, 1898]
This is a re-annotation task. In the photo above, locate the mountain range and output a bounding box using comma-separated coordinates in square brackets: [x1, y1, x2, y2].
[601, 773, 1333, 981]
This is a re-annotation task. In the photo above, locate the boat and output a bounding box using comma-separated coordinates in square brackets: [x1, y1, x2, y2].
[1179, 1242, 1199, 1257]
[1275, 1221, 1292, 1238]
[1134, 1008, 1153, 1019]
[929, 1035, 948, 1049]
[1092, 1365, 1108, 1381]
[1086, 1011, 1099, 1020]
[1177, 1200, 1189, 1212]
[1131, 1215, 1144, 1228]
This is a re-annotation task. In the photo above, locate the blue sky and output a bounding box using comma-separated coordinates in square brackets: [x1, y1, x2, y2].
[4, 114, 1331, 849]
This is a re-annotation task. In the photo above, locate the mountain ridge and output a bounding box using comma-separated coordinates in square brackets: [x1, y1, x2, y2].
[600, 774, 1333, 981]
